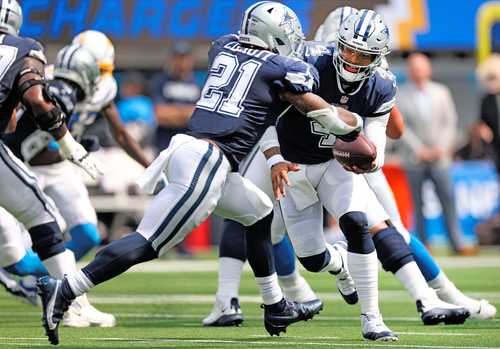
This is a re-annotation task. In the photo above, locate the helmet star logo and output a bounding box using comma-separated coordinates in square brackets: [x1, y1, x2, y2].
[279, 10, 295, 32]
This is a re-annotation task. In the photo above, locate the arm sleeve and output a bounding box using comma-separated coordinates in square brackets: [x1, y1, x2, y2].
[364, 113, 390, 170]
[259, 126, 280, 153]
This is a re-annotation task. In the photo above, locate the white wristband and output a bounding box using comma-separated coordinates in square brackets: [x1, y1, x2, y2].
[267, 154, 285, 169]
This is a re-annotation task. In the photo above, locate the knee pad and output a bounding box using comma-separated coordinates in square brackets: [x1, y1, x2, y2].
[339, 211, 374, 254]
[297, 250, 330, 273]
[5, 249, 48, 277]
[219, 219, 247, 261]
[65, 223, 102, 261]
[372, 226, 414, 273]
[28, 222, 65, 260]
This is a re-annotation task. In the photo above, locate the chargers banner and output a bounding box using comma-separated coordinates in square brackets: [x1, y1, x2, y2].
[19, 0, 500, 58]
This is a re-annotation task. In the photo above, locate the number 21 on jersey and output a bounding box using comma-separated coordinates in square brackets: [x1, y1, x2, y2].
[197, 52, 262, 118]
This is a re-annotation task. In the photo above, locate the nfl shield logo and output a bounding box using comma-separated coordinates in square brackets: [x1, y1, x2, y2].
[340, 96, 349, 104]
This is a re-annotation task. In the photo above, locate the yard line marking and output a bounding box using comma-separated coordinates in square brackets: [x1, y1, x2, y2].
[102, 256, 500, 273]
[397, 332, 481, 337]
[0, 311, 498, 323]
[77, 291, 500, 305]
[80, 337, 500, 349]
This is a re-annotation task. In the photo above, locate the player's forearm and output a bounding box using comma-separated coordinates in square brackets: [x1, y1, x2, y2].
[114, 130, 151, 168]
[365, 113, 390, 169]
[386, 106, 404, 140]
[103, 104, 151, 168]
[154, 104, 194, 127]
[280, 91, 362, 135]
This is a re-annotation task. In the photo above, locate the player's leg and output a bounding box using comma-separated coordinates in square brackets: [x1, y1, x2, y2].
[0, 142, 77, 280]
[202, 219, 246, 326]
[34, 162, 101, 261]
[271, 203, 318, 303]
[365, 170, 496, 319]
[39, 138, 232, 344]
[214, 172, 323, 335]
[319, 160, 396, 341]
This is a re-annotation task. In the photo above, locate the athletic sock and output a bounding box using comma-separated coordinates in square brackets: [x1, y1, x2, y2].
[255, 273, 283, 305]
[216, 257, 244, 299]
[63, 270, 93, 300]
[348, 251, 379, 315]
[428, 272, 480, 312]
[394, 261, 434, 302]
[42, 250, 77, 278]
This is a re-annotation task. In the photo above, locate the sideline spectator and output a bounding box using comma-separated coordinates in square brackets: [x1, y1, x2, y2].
[397, 53, 465, 253]
[476, 54, 500, 174]
[150, 42, 200, 153]
[117, 71, 155, 127]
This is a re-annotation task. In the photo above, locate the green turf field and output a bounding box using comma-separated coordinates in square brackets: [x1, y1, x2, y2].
[0, 257, 498, 349]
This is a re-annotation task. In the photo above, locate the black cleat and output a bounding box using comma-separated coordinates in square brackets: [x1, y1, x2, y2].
[301, 299, 324, 319]
[417, 300, 470, 326]
[0, 269, 40, 306]
[262, 298, 320, 336]
[37, 276, 71, 345]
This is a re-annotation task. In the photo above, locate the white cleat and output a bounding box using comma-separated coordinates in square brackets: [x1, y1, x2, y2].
[63, 294, 116, 328]
[437, 287, 497, 320]
[361, 313, 399, 341]
[202, 296, 244, 327]
[469, 300, 497, 320]
[332, 242, 358, 305]
[282, 275, 318, 303]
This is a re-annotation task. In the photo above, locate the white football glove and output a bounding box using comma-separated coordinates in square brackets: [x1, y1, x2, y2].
[57, 131, 103, 179]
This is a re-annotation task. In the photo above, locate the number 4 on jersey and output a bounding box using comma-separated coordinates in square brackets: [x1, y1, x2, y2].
[197, 52, 262, 118]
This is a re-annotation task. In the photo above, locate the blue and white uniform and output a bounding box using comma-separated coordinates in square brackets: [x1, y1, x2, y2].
[0, 34, 60, 232]
[135, 34, 317, 255]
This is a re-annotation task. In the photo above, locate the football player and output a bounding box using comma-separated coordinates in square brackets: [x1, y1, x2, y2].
[0, 32, 154, 309]
[0, 0, 101, 320]
[37, 2, 363, 345]
[0, 43, 117, 327]
[206, 8, 471, 340]
[315, 6, 496, 320]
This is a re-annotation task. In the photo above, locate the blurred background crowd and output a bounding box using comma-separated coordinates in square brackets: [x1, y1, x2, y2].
[20, 0, 500, 255]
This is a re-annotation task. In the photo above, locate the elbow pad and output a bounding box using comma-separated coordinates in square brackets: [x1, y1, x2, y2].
[32, 107, 64, 132]
[307, 106, 363, 135]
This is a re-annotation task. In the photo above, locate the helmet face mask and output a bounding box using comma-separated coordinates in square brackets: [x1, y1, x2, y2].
[0, 0, 22, 36]
[239, 1, 305, 58]
[333, 9, 390, 83]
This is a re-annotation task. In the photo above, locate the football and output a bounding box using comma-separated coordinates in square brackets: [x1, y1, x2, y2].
[333, 134, 377, 170]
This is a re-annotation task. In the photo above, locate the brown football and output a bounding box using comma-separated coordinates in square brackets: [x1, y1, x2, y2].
[333, 134, 377, 170]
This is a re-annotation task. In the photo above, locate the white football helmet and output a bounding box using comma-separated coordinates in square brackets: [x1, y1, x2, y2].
[334, 9, 390, 82]
[0, 0, 22, 36]
[315, 6, 358, 44]
[239, 1, 304, 57]
[54, 44, 100, 101]
[72, 30, 115, 74]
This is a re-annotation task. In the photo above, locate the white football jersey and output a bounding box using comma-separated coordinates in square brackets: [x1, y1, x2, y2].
[75, 74, 117, 114]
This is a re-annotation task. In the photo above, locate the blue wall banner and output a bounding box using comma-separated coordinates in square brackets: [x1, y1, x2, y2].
[420, 161, 499, 246]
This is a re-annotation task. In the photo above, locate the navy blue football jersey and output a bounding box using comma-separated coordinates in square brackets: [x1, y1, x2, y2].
[188, 34, 318, 170]
[4, 79, 78, 161]
[0, 34, 47, 136]
[278, 42, 396, 165]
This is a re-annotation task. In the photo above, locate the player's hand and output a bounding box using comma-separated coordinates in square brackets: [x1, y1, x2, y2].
[271, 161, 299, 200]
[57, 132, 103, 179]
